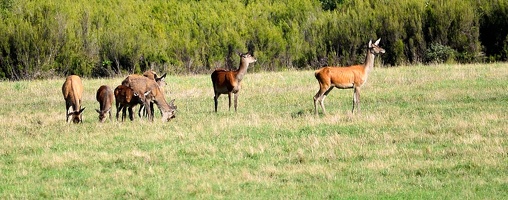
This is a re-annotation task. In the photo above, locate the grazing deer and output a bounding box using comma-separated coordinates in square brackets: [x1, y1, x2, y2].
[95, 85, 114, 122]
[211, 52, 257, 112]
[62, 75, 86, 123]
[114, 85, 144, 121]
[122, 75, 177, 121]
[139, 70, 167, 118]
[314, 38, 385, 115]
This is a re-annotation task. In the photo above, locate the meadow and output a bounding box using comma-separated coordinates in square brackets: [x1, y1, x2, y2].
[0, 63, 507, 199]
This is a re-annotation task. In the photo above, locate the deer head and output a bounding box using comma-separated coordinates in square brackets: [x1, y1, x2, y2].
[239, 52, 257, 64]
[161, 99, 177, 122]
[67, 108, 85, 123]
[95, 108, 111, 122]
[368, 38, 386, 55]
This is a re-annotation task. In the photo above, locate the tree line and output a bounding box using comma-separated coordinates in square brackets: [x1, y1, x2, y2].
[0, 0, 507, 80]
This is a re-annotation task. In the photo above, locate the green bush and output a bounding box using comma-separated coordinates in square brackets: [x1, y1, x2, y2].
[0, 0, 506, 80]
[425, 43, 457, 64]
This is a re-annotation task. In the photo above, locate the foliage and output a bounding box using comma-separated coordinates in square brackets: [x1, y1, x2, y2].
[0, 0, 506, 79]
[425, 43, 457, 64]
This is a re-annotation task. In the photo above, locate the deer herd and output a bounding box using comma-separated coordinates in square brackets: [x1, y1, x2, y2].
[61, 39, 385, 124]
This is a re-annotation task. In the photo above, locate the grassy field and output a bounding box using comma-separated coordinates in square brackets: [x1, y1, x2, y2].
[0, 63, 507, 199]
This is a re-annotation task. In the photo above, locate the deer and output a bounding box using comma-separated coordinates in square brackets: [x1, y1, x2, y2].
[122, 74, 177, 121]
[114, 85, 144, 121]
[139, 70, 167, 118]
[211, 52, 257, 112]
[313, 38, 385, 115]
[62, 75, 86, 123]
[95, 85, 114, 122]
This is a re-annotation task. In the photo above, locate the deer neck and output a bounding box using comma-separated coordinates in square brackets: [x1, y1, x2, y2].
[363, 49, 376, 74]
[235, 61, 250, 82]
[153, 93, 170, 112]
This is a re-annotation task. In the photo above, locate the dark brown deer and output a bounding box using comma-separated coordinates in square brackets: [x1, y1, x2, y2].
[211, 52, 257, 112]
[314, 38, 385, 115]
[95, 85, 114, 122]
[122, 75, 177, 121]
[62, 75, 85, 123]
[114, 85, 144, 121]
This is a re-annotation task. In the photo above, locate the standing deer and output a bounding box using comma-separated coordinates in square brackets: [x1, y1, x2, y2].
[62, 75, 86, 123]
[95, 85, 114, 122]
[314, 38, 385, 115]
[122, 75, 177, 121]
[211, 52, 257, 112]
[114, 85, 144, 121]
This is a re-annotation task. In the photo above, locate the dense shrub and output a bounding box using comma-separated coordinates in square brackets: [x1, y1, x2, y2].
[0, 0, 506, 80]
[425, 43, 457, 64]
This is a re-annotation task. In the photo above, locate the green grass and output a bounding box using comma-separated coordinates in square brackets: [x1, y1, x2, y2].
[0, 63, 507, 199]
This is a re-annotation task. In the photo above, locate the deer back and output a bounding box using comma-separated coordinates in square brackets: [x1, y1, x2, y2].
[96, 85, 113, 109]
[114, 85, 137, 106]
[96, 85, 114, 122]
[62, 75, 85, 123]
[122, 75, 160, 97]
[62, 75, 84, 110]
[211, 70, 239, 93]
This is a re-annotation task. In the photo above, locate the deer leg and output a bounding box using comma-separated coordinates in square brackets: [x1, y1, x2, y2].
[65, 105, 70, 123]
[65, 103, 72, 123]
[313, 91, 323, 115]
[116, 103, 121, 121]
[138, 104, 144, 118]
[214, 93, 221, 113]
[128, 107, 134, 121]
[145, 101, 153, 121]
[228, 92, 232, 111]
[314, 86, 329, 115]
[121, 106, 127, 122]
[352, 87, 360, 114]
[150, 102, 155, 117]
[319, 87, 334, 115]
[234, 92, 239, 112]
[356, 88, 361, 114]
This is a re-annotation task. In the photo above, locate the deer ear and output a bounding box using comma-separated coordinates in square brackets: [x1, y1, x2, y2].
[374, 38, 381, 45]
[79, 107, 86, 114]
[368, 40, 373, 48]
[159, 73, 167, 80]
[95, 109, 101, 113]
[169, 99, 175, 105]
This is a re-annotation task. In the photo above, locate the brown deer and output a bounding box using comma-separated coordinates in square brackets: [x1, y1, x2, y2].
[95, 85, 114, 122]
[62, 75, 86, 123]
[114, 85, 144, 121]
[122, 74, 177, 121]
[139, 70, 167, 118]
[314, 38, 385, 115]
[211, 52, 257, 112]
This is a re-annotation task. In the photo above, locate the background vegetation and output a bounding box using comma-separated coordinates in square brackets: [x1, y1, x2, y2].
[0, 0, 507, 80]
[0, 63, 507, 198]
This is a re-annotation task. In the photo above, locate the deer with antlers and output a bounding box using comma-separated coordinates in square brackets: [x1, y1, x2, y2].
[211, 52, 257, 112]
[314, 38, 385, 115]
